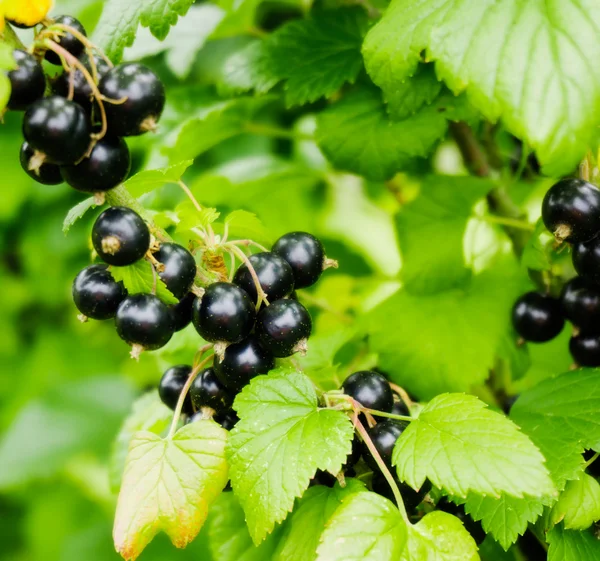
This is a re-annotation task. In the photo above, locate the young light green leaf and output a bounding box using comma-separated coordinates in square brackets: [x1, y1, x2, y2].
[0, 43, 15, 112]
[550, 473, 600, 531]
[109, 392, 173, 493]
[394, 393, 554, 499]
[218, 210, 272, 247]
[221, 40, 280, 94]
[547, 525, 600, 561]
[363, 0, 600, 175]
[122, 160, 194, 198]
[113, 420, 229, 561]
[63, 197, 96, 233]
[316, 492, 407, 561]
[175, 201, 220, 232]
[274, 480, 366, 561]
[401, 511, 478, 561]
[227, 367, 354, 544]
[385, 64, 442, 121]
[110, 260, 179, 305]
[93, 0, 195, 63]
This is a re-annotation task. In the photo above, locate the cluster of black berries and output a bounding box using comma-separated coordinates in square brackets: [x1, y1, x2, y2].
[5, 15, 164, 194]
[512, 178, 600, 367]
[156, 232, 330, 429]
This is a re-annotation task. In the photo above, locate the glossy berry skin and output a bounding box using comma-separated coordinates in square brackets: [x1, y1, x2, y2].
[99, 63, 166, 137]
[215, 409, 240, 431]
[560, 277, 600, 332]
[345, 436, 362, 469]
[159, 365, 193, 414]
[23, 96, 91, 165]
[92, 207, 150, 266]
[54, 53, 110, 107]
[541, 178, 600, 243]
[45, 16, 87, 65]
[61, 136, 130, 193]
[342, 371, 394, 413]
[437, 498, 486, 545]
[7, 49, 45, 110]
[272, 232, 325, 289]
[391, 399, 410, 417]
[233, 252, 295, 304]
[170, 292, 195, 332]
[214, 335, 275, 391]
[190, 368, 232, 413]
[192, 282, 256, 344]
[20, 141, 62, 185]
[572, 236, 600, 284]
[154, 243, 197, 300]
[255, 299, 312, 357]
[511, 291, 564, 343]
[362, 420, 408, 471]
[569, 332, 600, 367]
[72, 264, 126, 320]
[115, 294, 174, 350]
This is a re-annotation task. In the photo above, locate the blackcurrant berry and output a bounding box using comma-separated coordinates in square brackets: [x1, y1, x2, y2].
[214, 409, 239, 431]
[310, 470, 337, 488]
[272, 232, 326, 289]
[23, 96, 91, 165]
[541, 178, 600, 243]
[7, 49, 45, 110]
[342, 370, 394, 413]
[502, 394, 520, 414]
[154, 243, 197, 300]
[190, 368, 232, 413]
[345, 436, 362, 469]
[192, 282, 256, 344]
[572, 236, 600, 284]
[20, 141, 62, 185]
[45, 16, 87, 65]
[511, 291, 564, 343]
[54, 53, 110, 107]
[170, 292, 196, 332]
[362, 420, 408, 471]
[436, 498, 486, 545]
[159, 365, 193, 414]
[391, 399, 410, 417]
[61, 136, 130, 193]
[92, 207, 150, 266]
[115, 294, 174, 350]
[214, 335, 275, 391]
[255, 299, 312, 357]
[560, 277, 600, 332]
[569, 332, 600, 366]
[371, 472, 431, 511]
[72, 264, 127, 320]
[233, 252, 295, 304]
[99, 63, 166, 137]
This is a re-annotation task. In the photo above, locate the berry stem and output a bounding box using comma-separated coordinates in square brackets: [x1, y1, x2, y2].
[360, 408, 412, 422]
[480, 214, 534, 231]
[584, 452, 599, 469]
[176, 180, 216, 245]
[228, 239, 269, 252]
[225, 243, 269, 308]
[389, 383, 413, 409]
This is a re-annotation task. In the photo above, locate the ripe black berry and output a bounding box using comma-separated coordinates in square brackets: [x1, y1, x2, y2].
[45, 16, 87, 65]
[214, 409, 239, 431]
[362, 420, 408, 471]
[54, 53, 110, 107]
[572, 236, 600, 284]
[391, 399, 410, 417]
[190, 368, 232, 413]
[170, 292, 196, 332]
[511, 291, 564, 343]
[436, 498, 486, 545]
[214, 335, 275, 391]
[272, 232, 325, 289]
[372, 472, 431, 511]
[20, 141, 62, 185]
[154, 243, 197, 300]
[7, 49, 45, 110]
[92, 207, 150, 266]
[255, 299, 312, 357]
[342, 370, 394, 412]
[569, 332, 600, 366]
[560, 277, 600, 332]
[541, 178, 600, 243]
[23, 96, 91, 165]
[159, 365, 193, 414]
[99, 63, 166, 136]
[72, 264, 126, 320]
[345, 436, 362, 469]
[61, 136, 130, 193]
[233, 252, 295, 304]
[115, 294, 174, 350]
[192, 282, 256, 344]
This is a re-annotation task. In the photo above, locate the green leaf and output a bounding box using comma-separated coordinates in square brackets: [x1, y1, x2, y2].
[110, 260, 179, 305]
[363, 0, 600, 175]
[113, 420, 229, 561]
[109, 392, 173, 493]
[274, 480, 366, 561]
[0, 43, 15, 112]
[551, 473, 600, 531]
[221, 40, 280, 94]
[122, 160, 194, 198]
[386, 64, 442, 121]
[316, 492, 407, 561]
[393, 393, 554, 499]
[397, 175, 493, 294]
[510, 369, 600, 489]
[401, 511, 479, 561]
[175, 201, 220, 233]
[547, 525, 600, 561]
[222, 210, 272, 247]
[521, 218, 556, 272]
[62, 197, 97, 234]
[227, 367, 354, 544]
[93, 0, 196, 63]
